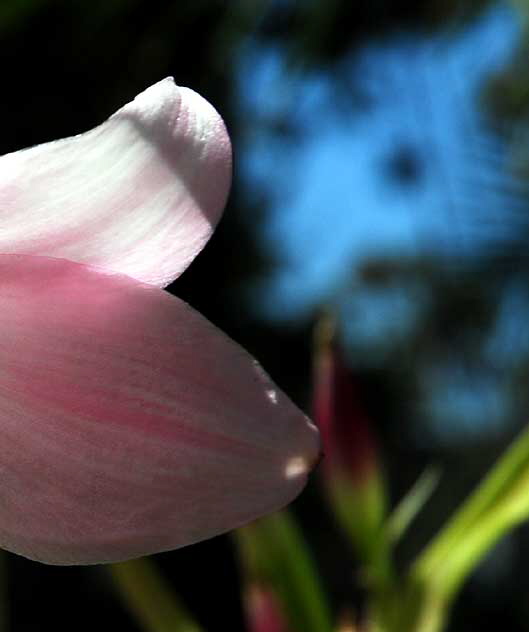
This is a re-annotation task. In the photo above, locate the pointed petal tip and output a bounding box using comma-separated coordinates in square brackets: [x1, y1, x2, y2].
[110, 77, 232, 286]
[116, 77, 232, 171]
[0, 78, 232, 287]
[0, 255, 319, 565]
[283, 417, 322, 489]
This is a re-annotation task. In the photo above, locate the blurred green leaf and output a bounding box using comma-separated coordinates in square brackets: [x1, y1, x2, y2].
[235, 511, 333, 632]
[327, 473, 393, 589]
[412, 423, 529, 603]
[387, 466, 441, 544]
[0, 0, 48, 31]
[109, 557, 202, 632]
[367, 426, 529, 632]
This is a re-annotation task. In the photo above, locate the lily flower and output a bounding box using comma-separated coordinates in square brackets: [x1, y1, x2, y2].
[0, 79, 320, 565]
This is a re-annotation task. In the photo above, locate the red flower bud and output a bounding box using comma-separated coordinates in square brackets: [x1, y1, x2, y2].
[245, 584, 290, 632]
[313, 316, 379, 485]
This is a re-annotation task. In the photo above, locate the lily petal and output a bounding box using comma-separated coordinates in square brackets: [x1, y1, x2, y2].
[0, 79, 231, 287]
[0, 255, 319, 564]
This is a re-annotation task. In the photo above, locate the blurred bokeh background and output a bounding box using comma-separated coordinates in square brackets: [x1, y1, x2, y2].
[3, 0, 529, 630]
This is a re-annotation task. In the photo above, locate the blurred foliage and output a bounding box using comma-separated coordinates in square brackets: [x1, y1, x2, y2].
[256, 0, 495, 64]
[236, 512, 333, 632]
[109, 558, 202, 632]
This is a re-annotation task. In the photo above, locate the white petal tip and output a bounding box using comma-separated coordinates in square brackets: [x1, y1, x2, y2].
[0, 78, 232, 286]
[114, 77, 181, 128]
[285, 456, 311, 479]
[285, 419, 322, 481]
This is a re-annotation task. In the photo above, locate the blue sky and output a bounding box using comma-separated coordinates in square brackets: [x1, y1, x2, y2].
[237, 3, 522, 322]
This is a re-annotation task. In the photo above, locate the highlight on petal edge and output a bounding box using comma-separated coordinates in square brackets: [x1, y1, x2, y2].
[0, 255, 320, 565]
[0, 78, 231, 287]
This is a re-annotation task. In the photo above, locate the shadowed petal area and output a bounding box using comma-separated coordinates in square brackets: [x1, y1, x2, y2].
[0, 255, 319, 564]
[0, 78, 231, 287]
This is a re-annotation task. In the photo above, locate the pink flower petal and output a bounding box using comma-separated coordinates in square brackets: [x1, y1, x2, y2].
[0, 79, 231, 287]
[0, 255, 319, 564]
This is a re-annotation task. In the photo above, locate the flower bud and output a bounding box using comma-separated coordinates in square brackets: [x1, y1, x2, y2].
[313, 314, 388, 571]
[244, 584, 291, 632]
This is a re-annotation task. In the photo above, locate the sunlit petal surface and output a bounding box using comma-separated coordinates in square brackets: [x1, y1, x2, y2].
[0, 255, 319, 564]
[0, 78, 231, 287]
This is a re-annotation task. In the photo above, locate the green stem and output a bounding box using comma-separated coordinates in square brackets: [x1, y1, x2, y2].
[108, 557, 202, 632]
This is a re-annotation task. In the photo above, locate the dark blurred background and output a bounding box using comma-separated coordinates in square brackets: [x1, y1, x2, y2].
[3, 0, 529, 630]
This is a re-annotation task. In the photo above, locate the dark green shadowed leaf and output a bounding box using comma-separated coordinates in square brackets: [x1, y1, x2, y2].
[109, 557, 202, 632]
[236, 511, 333, 632]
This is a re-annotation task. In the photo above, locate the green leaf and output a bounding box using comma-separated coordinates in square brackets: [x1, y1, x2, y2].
[109, 557, 202, 632]
[235, 511, 333, 632]
[412, 423, 529, 602]
[327, 473, 393, 588]
[386, 466, 441, 544]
